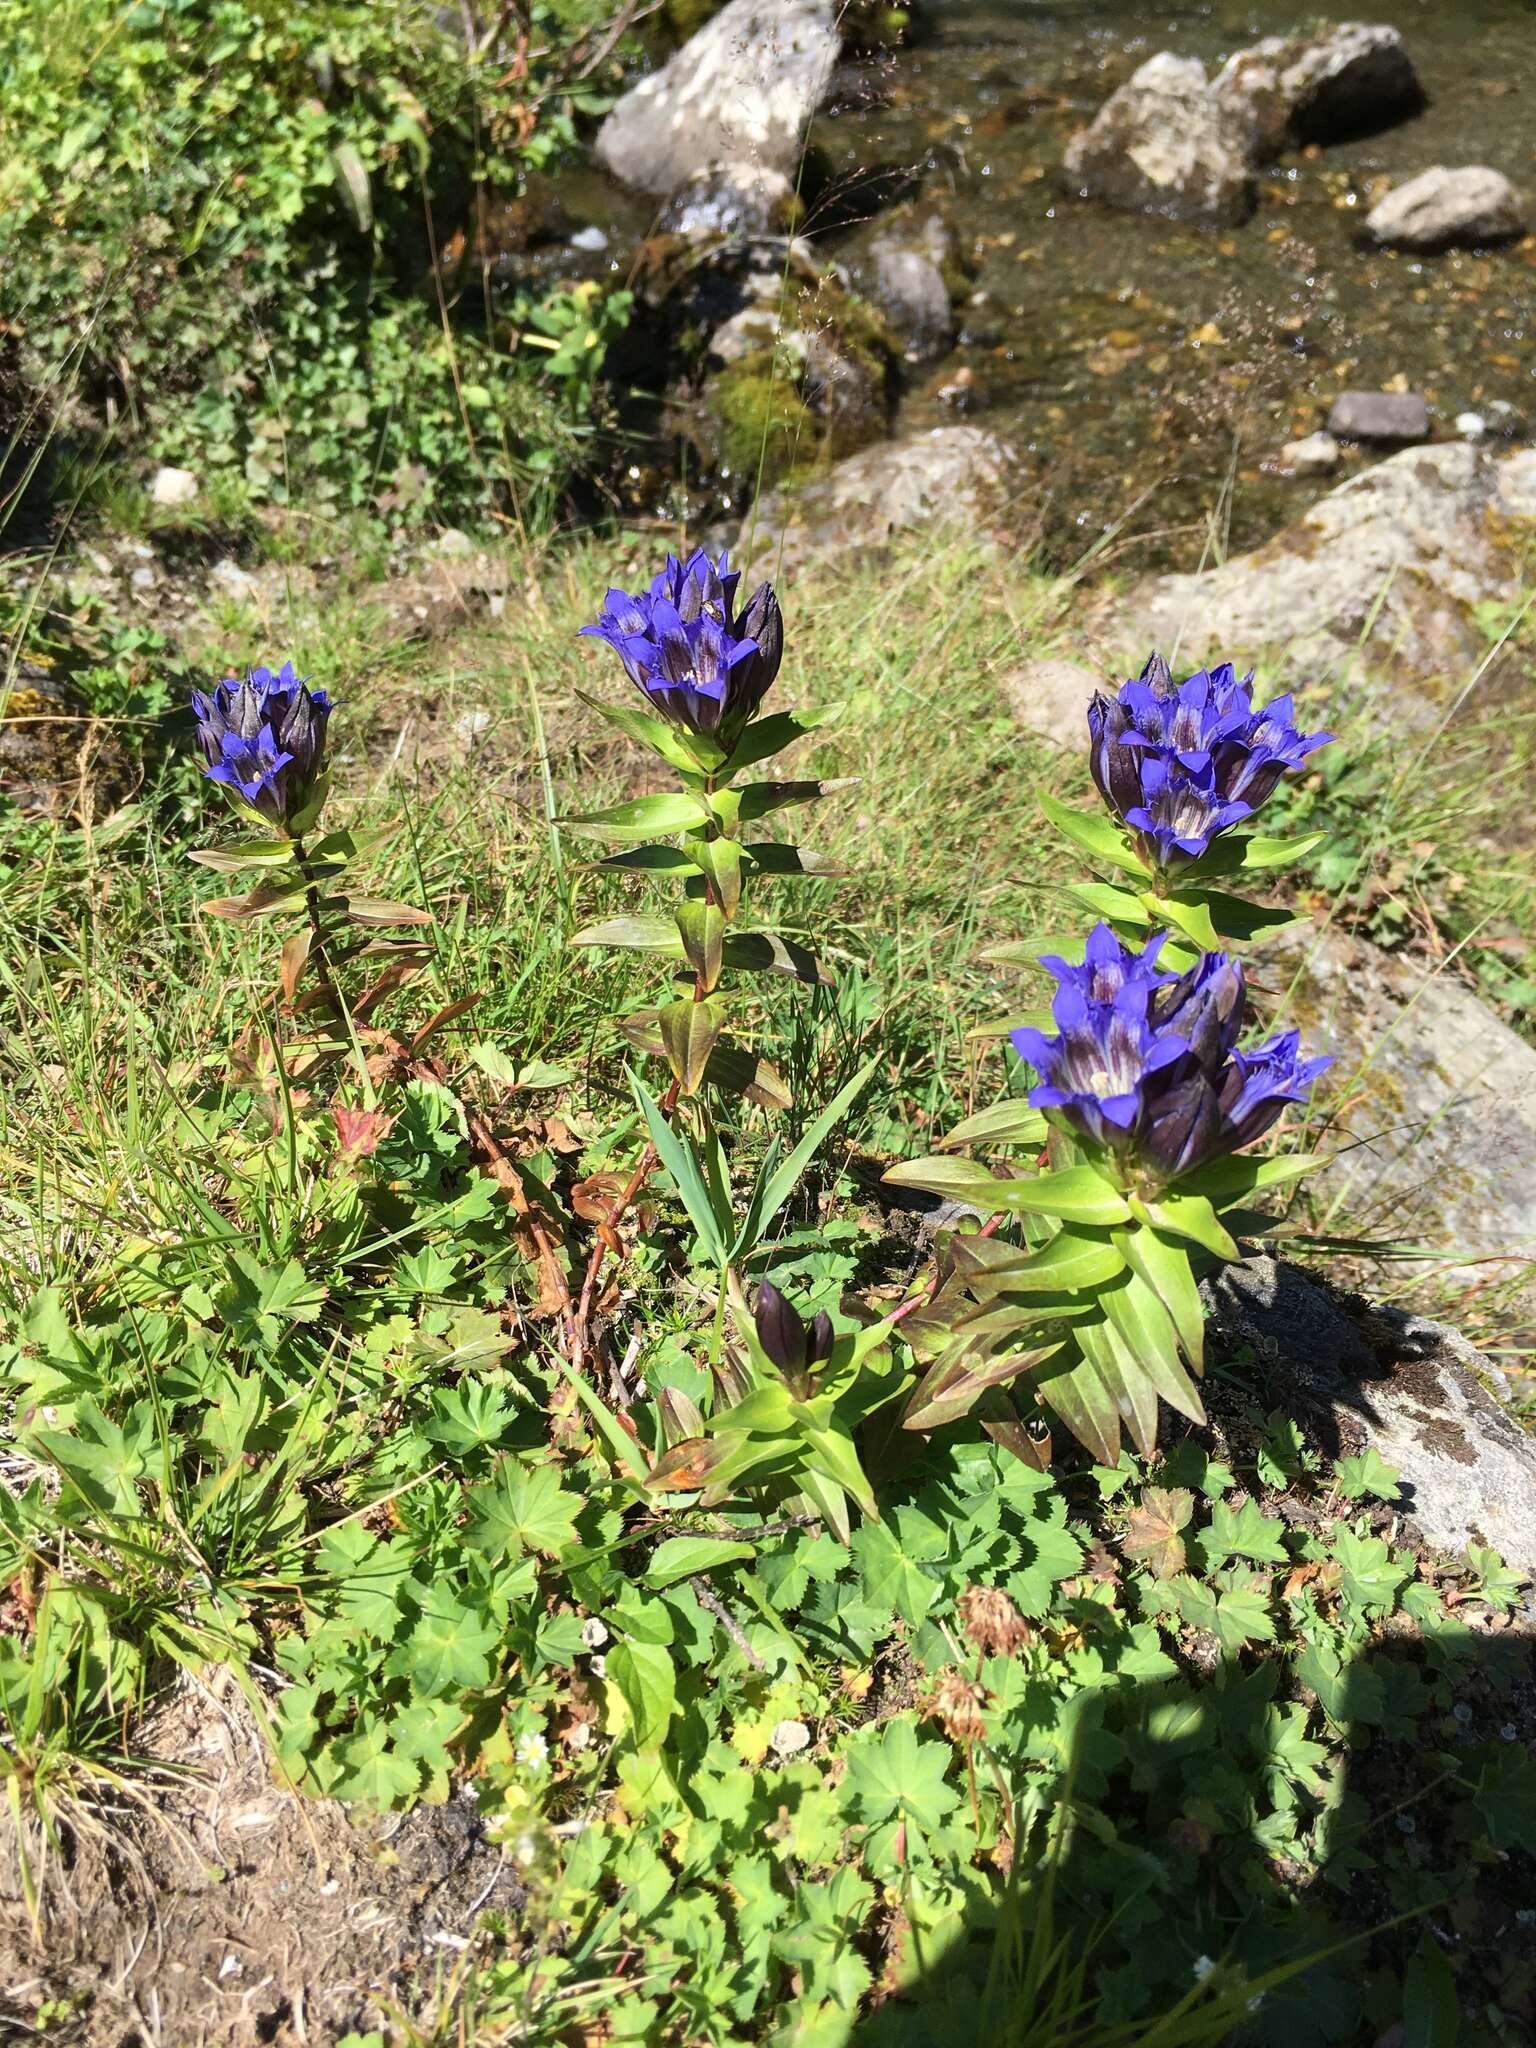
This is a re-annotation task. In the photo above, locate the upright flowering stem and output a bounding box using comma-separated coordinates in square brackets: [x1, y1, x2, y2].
[292, 837, 347, 1022]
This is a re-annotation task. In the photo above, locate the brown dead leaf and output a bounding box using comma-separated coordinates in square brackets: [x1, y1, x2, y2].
[1123, 1487, 1193, 1580]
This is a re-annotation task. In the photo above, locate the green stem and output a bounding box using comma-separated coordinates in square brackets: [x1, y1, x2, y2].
[292, 836, 346, 1021]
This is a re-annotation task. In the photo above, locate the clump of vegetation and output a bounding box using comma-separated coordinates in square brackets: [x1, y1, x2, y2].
[0, 0, 633, 526]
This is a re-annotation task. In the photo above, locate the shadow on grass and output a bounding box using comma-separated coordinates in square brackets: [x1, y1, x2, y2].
[850, 1621, 1536, 2047]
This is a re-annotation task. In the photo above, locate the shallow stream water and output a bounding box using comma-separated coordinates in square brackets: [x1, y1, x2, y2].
[803, 0, 1536, 567]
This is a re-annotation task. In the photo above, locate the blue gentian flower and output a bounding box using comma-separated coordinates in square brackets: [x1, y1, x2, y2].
[580, 548, 782, 745]
[1088, 653, 1333, 871]
[1011, 924, 1331, 1183]
[192, 660, 332, 831]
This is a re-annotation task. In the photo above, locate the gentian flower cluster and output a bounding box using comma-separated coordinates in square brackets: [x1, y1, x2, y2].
[580, 548, 782, 746]
[1011, 923, 1331, 1185]
[1088, 653, 1333, 871]
[754, 1279, 834, 1390]
[193, 661, 332, 832]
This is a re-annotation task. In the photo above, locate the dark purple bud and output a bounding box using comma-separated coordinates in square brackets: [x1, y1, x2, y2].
[754, 1280, 807, 1376]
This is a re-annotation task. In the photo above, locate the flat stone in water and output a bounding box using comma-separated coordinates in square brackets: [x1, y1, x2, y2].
[1327, 391, 1431, 443]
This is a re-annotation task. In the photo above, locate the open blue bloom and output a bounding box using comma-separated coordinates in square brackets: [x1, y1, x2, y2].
[1088, 653, 1333, 871]
[192, 660, 332, 831]
[580, 548, 782, 745]
[1011, 924, 1331, 1183]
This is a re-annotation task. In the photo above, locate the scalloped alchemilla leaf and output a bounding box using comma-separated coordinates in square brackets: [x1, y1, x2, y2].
[560, 791, 710, 842]
[571, 915, 685, 954]
[939, 1098, 1048, 1150]
[1037, 792, 1153, 878]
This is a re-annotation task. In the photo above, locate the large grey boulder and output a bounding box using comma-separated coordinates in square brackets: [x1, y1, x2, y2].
[1214, 21, 1423, 158]
[1366, 166, 1529, 251]
[740, 426, 1016, 574]
[1063, 54, 1252, 227]
[1208, 1255, 1536, 1574]
[1264, 926, 1536, 1302]
[595, 0, 840, 197]
[1090, 442, 1534, 686]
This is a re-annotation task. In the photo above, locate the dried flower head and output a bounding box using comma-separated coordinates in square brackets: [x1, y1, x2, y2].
[928, 1669, 988, 1744]
[956, 1585, 1033, 1658]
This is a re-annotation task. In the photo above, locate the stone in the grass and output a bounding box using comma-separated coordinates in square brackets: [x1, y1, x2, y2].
[1208, 1255, 1536, 1575]
[150, 464, 200, 507]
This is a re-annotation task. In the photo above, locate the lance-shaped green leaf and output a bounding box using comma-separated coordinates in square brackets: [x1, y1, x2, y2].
[187, 838, 297, 873]
[571, 915, 686, 955]
[621, 1013, 792, 1109]
[882, 1155, 1015, 1207]
[1182, 1151, 1327, 1206]
[995, 1166, 1134, 1226]
[1076, 1308, 1161, 1457]
[1235, 830, 1327, 872]
[737, 778, 858, 822]
[588, 844, 695, 875]
[560, 791, 710, 843]
[743, 843, 847, 880]
[333, 894, 434, 928]
[1114, 1220, 1205, 1370]
[686, 832, 743, 917]
[962, 1227, 1126, 1298]
[628, 1068, 729, 1262]
[1153, 892, 1224, 952]
[1038, 792, 1153, 878]
[938, 1099, 1048, 1151]
[967, 1006, 1050, 1041]
[1033, 1339, 1124, 1467]
[675, 899, 727, 989]
[717, 708, 829, 775]
[902, 1339, 1065, 1434]
[659, 996, 725, 1095]
[201, 877, 311, 920]
[1098, 1268, 1205, 1429]
[1135, 1188, 1240, 1260]
[1157, 887, 1307, 946]
[575, 687, 725, 775]
[722, 931, 832, 985]
[734, 1053, 879, 1256]
[643, 1535, 754, 1586]
[1065, 880, 1154, 927]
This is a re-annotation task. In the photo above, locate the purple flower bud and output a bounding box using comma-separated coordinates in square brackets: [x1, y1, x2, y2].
[580, 549, 782, 747]
[1011, 924, 1331, 1185]
[192, 660, 332, 831]
[1088, 653, 1332, 871]
[753, 1281, 835, 1384]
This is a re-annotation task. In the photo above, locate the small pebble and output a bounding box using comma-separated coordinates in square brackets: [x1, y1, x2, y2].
[771, 1718, 811, 1757]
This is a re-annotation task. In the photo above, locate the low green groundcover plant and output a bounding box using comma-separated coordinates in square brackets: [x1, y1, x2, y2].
[1, 572, 1532, 2045]
[0, 0, 632, 522]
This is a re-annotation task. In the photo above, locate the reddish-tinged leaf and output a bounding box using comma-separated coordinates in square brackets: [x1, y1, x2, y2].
[1123, 1487, 1194, 1579]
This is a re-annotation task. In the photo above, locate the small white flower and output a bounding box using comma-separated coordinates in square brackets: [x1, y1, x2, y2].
[581, 1617, 609, 1649]
[515, 1731, 549, 1770]
[589, 1652, 607, 1678]
[1192, 1956, 1216, 1983]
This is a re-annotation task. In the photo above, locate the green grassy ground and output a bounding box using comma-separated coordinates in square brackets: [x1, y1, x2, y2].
[1, 517, 1534, 2045]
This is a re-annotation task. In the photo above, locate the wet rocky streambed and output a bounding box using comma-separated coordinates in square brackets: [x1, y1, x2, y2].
[518, 0, 1536, 571]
